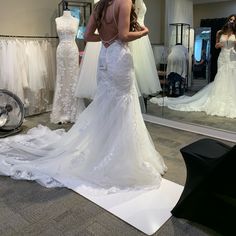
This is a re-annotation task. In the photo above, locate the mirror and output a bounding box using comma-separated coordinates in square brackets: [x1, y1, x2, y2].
[192, 27, 211, 89]
[145, 0, 236, 134]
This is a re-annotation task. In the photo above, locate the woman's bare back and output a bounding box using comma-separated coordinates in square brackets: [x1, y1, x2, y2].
[98, 0, 119, 47]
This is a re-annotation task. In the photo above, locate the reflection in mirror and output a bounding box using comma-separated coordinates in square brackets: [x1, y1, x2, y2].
[146, 1, 236, 134]
[146, 44, 167, 118]
[192, 27, 211, 91]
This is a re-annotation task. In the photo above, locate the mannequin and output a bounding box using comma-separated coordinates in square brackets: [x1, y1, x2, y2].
[51, 9, 85, 123]
[75, 0, 161, 99]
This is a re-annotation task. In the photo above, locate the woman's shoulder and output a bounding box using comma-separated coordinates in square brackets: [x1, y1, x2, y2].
[216, 30, 224, 39]
[118, 0, 132, 7]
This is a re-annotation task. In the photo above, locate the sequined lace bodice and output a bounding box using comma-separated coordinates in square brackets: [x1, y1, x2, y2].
[220, 34, 236, 50]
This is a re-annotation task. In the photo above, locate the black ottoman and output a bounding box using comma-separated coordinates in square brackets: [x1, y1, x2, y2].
[171, 138, 236, 235]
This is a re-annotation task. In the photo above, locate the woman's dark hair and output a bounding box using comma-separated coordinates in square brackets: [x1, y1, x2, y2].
[94, 0, 141, 32]
[221, 14, 236, 34]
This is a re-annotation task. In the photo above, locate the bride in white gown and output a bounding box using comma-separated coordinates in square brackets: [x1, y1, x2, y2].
[151, 15, 236, 119]
[75, 0, 161, 99]
[0, 0, 167, 191]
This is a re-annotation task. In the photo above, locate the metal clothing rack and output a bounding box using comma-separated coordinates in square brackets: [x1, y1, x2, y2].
[169, 23, 191, 89]
[0, 34, 58, 39]
[169, 23, 190, 51]
[58, 0, 92, 18]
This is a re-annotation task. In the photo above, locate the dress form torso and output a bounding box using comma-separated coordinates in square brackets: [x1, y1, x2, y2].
[51, 10, 85, 123]
[56, 11, 79, 42]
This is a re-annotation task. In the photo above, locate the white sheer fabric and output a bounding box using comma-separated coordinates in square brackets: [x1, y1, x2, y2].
[0, 38, 56, 115]
[129, 0, 162, 95]
[75, 42, 101, 99]
[75, 0, 100, 99]
[166, 44, 188, 77]
[128, 0, 162, 95]
[75, 0, 98, 99]
[51, 11, 85, 124]
[150, 34, 236, 119]
[0, 41, 167, 191]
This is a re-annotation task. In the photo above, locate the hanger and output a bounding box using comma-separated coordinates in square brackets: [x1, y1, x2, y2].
[63, 1, 70, 11]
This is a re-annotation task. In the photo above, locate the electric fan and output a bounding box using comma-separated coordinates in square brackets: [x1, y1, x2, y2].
[0, 89, 25, 138]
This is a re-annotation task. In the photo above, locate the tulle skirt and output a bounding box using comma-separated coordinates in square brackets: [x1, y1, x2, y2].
[151, 54, 236, 118]
[129, 35, 162, 95]
[0, 41, 167, 191]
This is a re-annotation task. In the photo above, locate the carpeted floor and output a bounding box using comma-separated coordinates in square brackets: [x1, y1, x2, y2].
[146, 99, 236, 133]
[0, 112, 232, 236]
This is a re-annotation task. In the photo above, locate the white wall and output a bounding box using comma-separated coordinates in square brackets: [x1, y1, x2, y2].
[0, 0, 92, 37]
[1, 0, 234, 42]
[144, 0, 164, 44]
[193, 1, 236, 27]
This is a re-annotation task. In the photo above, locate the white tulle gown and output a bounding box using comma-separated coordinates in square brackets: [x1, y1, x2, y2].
[0, 40, 167, 191]
[51, 11, 85, 124]
[75, 0, 100, 99]
[129, 0, 162, 95]
[151, 34, 236, 118]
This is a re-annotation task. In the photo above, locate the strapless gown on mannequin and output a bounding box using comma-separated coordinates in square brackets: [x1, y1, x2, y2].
[151, 34, 236, 118]
[75, 42, 101, 99]
[129, 0, 162, 95]
[51, 13, 85, 123]
[75, 0, 100, 99]
[0, 41, 167, 191]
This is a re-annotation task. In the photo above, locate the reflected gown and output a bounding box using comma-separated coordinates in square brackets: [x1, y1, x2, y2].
[151, 34, 236, 118]
[0, 41, 167, 191]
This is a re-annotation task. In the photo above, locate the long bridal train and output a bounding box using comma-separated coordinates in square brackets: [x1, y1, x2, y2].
[0, 41, 167, 192]
[151, 34, 236, 119]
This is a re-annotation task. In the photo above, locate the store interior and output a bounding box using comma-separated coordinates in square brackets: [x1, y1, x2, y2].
[0, 0, 235, 235]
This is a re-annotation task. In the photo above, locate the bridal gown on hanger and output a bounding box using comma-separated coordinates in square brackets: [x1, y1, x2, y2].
[50, 11, 85, 124]
[0, 18, 167, 191]
[151, 34, 236, 118]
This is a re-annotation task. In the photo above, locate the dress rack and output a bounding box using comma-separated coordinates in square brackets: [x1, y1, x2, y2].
[0, 34, 58, 39]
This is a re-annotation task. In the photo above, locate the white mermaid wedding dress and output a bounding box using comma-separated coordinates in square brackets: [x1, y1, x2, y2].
[0, 41, 167, 191]
[75, 0, 161, 99]
[151, 34, 236, 118]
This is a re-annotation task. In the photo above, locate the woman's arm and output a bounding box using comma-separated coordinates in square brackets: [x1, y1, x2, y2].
[84, 12, 101, 42]
[215, 30, 223, 49]
[117, 0, 148, 42]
